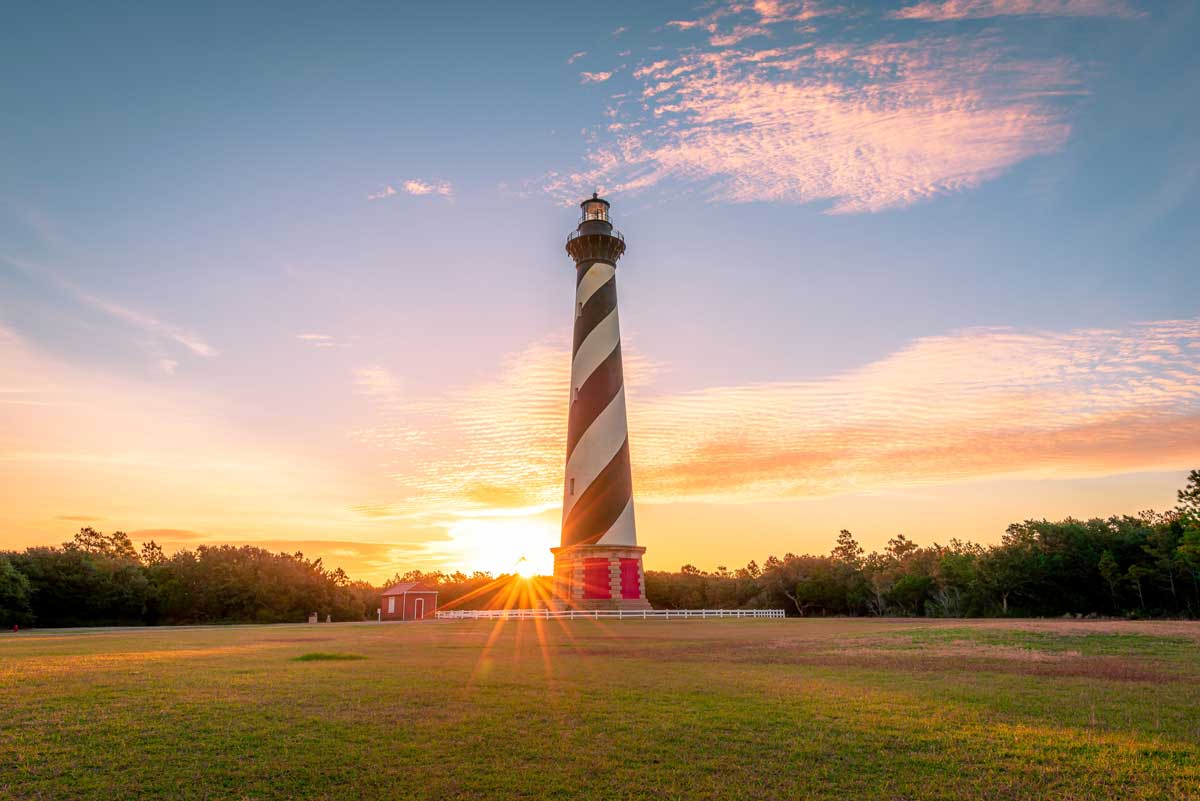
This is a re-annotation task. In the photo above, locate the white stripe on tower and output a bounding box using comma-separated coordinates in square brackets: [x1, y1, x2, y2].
[571, 309, 620, 398]
[562, 386, 627, 521]
[602, 495, 637, 546]
[561, 257, 637, 548]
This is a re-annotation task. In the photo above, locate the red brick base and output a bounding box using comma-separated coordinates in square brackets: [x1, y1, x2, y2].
[549, 544, 652, 610]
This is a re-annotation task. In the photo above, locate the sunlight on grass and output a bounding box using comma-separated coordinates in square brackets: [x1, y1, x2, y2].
[3, 620, 1197, 800]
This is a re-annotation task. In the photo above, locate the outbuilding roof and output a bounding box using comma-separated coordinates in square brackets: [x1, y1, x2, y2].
[381, 581, 438, 596]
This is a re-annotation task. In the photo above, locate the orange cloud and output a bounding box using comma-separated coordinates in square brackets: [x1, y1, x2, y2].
[5, 317, 1196, 580]
[628, 321, 1200, 499]
[353, 319, 1200, 514]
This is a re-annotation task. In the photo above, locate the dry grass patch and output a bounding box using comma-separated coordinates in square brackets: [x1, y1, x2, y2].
[292, 652, 367, 661]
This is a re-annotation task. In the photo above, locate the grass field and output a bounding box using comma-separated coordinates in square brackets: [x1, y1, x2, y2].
[3, 618, 1199, 800]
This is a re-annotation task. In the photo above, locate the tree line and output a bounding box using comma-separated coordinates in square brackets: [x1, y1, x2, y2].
[0, 526, 523, 628]
[647, 471, 1200, 618]
[3, 471, 1198, 627]
[0, 531, 382, 627]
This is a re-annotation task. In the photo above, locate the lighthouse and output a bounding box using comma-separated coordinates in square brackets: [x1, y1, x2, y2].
[551, 195, 651, 610]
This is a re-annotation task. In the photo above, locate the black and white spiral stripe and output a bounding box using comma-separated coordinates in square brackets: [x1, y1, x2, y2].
[561, 259, 637, 547]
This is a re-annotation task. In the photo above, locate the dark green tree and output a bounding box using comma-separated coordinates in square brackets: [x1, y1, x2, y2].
[1127, 564, 1152, 612]
[140, 540, 167, 566]
[0, 554, 34, 627]
[1098, 550, 1121, 612]
[1177, 469, 1200, 520]
[68, 527, 139, 561]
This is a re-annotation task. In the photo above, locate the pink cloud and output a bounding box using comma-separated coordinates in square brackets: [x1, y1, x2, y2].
[892, 0, 1141, 21]
[547, 0, 1146, 212]
[668, 1, 840, 46]
[370, 179, 453, 200]
[402, 178, 453, 197]
[580, 71, 614, 84]
[550, 36, 1080, 212]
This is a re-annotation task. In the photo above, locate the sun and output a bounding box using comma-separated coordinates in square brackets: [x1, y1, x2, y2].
[439, 515, 557, 577]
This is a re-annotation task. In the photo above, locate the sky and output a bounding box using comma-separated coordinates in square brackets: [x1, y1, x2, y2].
[2, 0, 1198, 582]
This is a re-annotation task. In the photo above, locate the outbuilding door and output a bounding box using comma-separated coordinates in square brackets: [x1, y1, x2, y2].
[414, 597, 425, 620]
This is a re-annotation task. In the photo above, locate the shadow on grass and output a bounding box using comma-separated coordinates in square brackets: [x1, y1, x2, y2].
[293, 652, 367, 662]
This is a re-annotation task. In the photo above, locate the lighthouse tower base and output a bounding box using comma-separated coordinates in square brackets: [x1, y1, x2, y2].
[549, 544, 652, 610]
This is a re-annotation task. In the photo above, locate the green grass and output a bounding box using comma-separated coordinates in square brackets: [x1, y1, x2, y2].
[2, 618, 1199, 800]
[896, 626, 1196, 657]
[293, 652, 367, 662]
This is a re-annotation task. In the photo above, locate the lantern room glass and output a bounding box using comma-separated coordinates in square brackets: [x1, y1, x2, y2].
[582, 199, 609, 223]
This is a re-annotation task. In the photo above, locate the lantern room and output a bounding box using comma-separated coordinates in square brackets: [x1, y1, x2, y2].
[581, 193, 610, 223]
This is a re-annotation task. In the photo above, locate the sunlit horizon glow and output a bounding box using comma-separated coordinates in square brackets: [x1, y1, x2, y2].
[3, 314, 1197, 581]
[2, 2, 1198, 583]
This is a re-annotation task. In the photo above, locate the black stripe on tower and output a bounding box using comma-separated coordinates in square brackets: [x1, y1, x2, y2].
[576, 258, 609, 287]
[561, 438, 633, 546]
[565, 343, 624, 461]
[572, 273, 617, 355]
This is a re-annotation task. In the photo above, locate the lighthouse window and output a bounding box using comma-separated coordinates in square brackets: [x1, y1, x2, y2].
[583, 201, 608, 222]
[569, 478, 575, 496]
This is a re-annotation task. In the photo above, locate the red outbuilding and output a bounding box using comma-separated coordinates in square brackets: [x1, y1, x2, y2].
[380, 581, 438, 621]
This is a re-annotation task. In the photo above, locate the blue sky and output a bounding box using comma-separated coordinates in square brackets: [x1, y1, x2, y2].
[2, 1, 1198, 580]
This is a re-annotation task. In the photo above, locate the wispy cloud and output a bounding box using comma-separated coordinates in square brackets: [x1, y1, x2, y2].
[612, 26, 630, 37]
[349, 365, 435, 453]
[892, 0, 1141, 21]
[667, 0, 839, 46]
[351, 319, 1200, 513]
[404, 178, 453, 197]
[544, 0, 1135, 212]
[367, 185, 397, 200]
[123, 535, 428, 578]
[580, 71, 614, 84]
[296, 333, 355, 349]
[127, 528, 207, 541]
[630, 320, 1200, 501]
[351, 336, 660, 513]
[1, 255, 217, 366]
[80, 292, 216, 358]
[567, 50, 588, 64]
[368, 179, 453, 200]
[0, 324, 373, 546]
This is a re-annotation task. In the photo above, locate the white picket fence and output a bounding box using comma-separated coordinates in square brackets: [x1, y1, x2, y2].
[436, 608, 785, 621]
